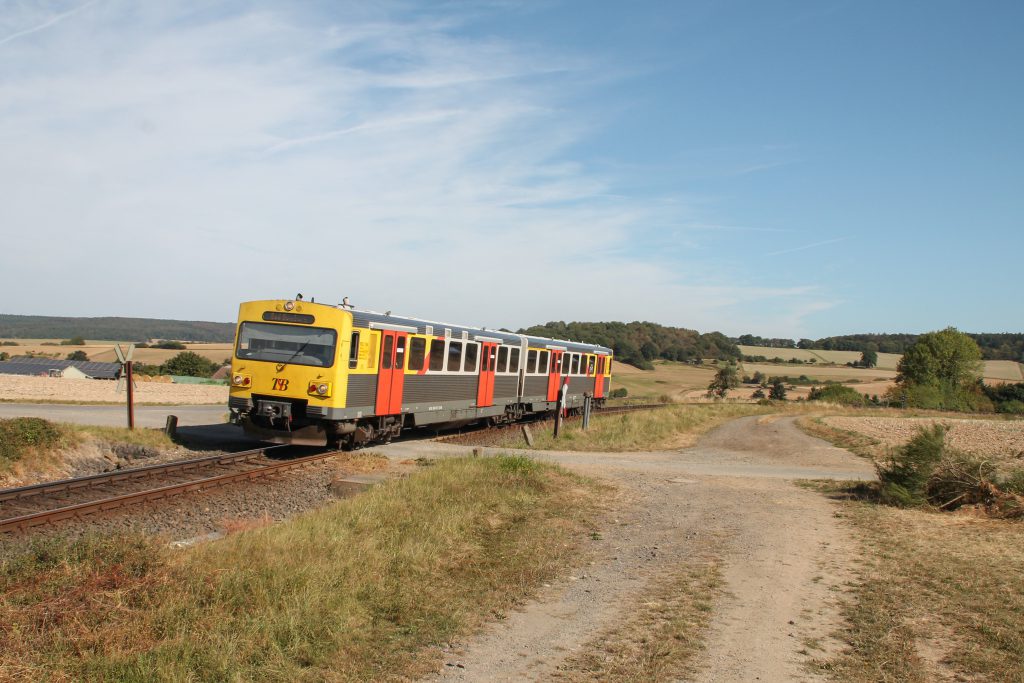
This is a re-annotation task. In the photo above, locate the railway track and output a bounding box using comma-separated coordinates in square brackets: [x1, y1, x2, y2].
[0, 446, 343, 534]
[0, 402, 667, 534]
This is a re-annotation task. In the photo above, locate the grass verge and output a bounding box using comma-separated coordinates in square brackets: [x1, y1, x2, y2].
[493, 404, 777, 452]
[553, 557, 723, 681]
[796, 416, 882, 460]
[0, 454, 603, 681]
[809, 483, 1024, 682]
[0, 418, 174, 478]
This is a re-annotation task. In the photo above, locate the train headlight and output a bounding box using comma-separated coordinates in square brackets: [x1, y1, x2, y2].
[284, 301, 295, 311]
[308, 381, 331, 397]
[232, 373, 252, 387]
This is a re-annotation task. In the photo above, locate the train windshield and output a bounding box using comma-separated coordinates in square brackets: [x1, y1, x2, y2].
[235, 322, 337, 368]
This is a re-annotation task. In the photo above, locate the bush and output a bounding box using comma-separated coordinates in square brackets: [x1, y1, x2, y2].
[161, 351, 219, 377]
[997, 400, 1024, 415]
[1, 341, 19, 346]
[154, 340, 187, 350]
[0, 418, 70, 468]
[60, 336, 86, 346]
[807, 384, 866, 406]
[769, 379, 787, 400]
[876, 425, 947, 506]
[0, 352, 8, 362]
[66, 350, 89, 361]
[609, 387, 628, 399]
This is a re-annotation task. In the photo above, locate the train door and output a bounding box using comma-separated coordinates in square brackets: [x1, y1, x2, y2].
[594, 356, 606, 398]
[477, 342, 497, 407]
[375, 331, 407, 415]
[546, 350, 563, 401]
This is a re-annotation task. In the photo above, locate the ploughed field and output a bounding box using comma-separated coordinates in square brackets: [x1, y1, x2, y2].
[822, 415, 1024, 459]
[0, 375, 227, 405]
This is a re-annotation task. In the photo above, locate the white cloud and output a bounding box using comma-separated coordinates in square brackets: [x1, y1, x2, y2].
[0, 0, 832, 337]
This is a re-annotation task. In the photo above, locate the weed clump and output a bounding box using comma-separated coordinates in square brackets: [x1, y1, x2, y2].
[874, 424, 1024, 516]
[0, 417, 72, 469]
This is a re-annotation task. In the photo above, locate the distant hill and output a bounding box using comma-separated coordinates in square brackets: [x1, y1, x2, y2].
[0, 314, 235, 342]
[519, 321, 740, 370]
[734, 332, 1024, 361]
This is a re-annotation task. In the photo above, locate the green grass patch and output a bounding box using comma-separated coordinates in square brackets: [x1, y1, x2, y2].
[813, 496, 1024, 682]
[0, 417, 76, 474]
[0, 455, 603, 681]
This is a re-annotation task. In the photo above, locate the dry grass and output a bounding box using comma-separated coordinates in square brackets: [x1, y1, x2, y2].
[0, 455, 604, 682]
[984, 360, 1024, 382]
[553, 557, 723, 682]
[612, 360, 715, 400]
[810, 491, 1024, 682]
[489, 403, 778, 452]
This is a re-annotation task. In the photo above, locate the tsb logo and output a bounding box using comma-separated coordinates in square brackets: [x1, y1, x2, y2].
[272, 378, 290, 391]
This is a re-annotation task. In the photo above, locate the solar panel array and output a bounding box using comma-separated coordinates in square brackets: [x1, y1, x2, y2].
[0, 356, 121, 379]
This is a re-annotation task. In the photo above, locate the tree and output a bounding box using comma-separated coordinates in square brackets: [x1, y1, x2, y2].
[897, 327, 982, 388]
[860, 349, 878, 368]
[66, 350, 89, 361]
[0, 352, 8, 362]
[769, 379, 787, 400]
[61, 336, 86, 346]
[707, 363, 740, 398]
[161, 351, 218, 377]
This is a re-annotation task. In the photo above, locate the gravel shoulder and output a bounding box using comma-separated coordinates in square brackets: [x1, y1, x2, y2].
[379, 415, 874, 682]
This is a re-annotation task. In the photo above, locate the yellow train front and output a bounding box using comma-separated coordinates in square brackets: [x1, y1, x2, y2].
[228, 298, 614, 447]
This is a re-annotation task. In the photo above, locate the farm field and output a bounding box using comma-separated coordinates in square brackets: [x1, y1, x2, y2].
[612, 360, 715, 400]
[737, 345, 903, 369]
[0, 374, 227, 405]
[820, 415, 1024, 461]
[0, 339, 233, 364]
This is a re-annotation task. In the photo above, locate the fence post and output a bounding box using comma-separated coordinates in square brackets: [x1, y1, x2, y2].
[582, 394, 592, 430]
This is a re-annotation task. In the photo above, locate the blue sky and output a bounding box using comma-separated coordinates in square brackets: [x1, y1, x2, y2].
[0, 1, 1020, 338]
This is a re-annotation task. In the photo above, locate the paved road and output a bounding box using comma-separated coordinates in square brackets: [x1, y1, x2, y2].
[0, 403, 227, 429]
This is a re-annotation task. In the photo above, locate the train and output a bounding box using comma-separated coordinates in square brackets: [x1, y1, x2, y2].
[228, 297, 614, 447]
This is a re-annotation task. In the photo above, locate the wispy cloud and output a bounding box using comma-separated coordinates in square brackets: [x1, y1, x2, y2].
[763, 237, 849, 257]
[0, 1, 835, 338]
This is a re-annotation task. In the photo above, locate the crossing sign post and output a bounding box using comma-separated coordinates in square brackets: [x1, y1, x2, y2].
[114, 344, 136, 429]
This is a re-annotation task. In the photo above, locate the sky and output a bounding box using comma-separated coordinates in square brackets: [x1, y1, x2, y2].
[1, 0, 1021, 339]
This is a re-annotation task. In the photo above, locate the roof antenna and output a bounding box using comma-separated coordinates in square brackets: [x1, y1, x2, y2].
[341, 296, 351, 309]
[296, 293, 303, 301]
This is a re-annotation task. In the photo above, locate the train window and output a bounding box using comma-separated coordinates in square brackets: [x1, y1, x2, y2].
[608, 358, 613, 374]
[570, 354, 580, 375]
[509, 348, 520, 372]
[588, 356, 595, 375]
[382, 335, 394, 370]
[464, 343, 478, 373]
[526, 349, 537, 374]
[539, 350, 549, 374]
[561, 353, 571, 374]
[428, 339, 445, 372]
[395, 336, 406, 370]
[447, 341, 463, 372]
[496, 346, 508, 373]
[409, 337, 426, 371]
[349, 332, 360, 369]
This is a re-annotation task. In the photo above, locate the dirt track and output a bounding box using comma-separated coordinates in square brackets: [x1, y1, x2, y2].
[381, 415, 874, 682]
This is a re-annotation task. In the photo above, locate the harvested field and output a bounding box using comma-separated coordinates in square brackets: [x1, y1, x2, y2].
[0, 374, 227, 405]
[737, 346, 903, 369]
[612, 360, 714, 399]
[740, 362, 897, 383]
[822, 416, 1024, 459]
[0, 339, 233, 364]
[983, 360, 1024, 382]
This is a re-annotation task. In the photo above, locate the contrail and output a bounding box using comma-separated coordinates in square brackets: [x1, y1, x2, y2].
[0, 0, 96, 48]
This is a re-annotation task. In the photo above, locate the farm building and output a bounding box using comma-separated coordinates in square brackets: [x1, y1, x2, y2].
[0, 356, 121, 380]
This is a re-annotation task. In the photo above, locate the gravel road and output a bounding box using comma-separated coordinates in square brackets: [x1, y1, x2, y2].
[379, 415, 874, 682]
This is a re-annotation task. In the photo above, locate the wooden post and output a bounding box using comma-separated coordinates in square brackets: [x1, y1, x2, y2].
[582, 394, 592, 430]
[553, 392, 564, 439]
[521, 424, 535, 447]
[164, 414, 178, 438]
[125, 360, 135, 430]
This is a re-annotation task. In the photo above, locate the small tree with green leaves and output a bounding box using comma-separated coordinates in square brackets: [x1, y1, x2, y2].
[161, 351, 218, 377]
[769, 379, 787, 400]
[66, 350, 89, 361]
[707, 363, 740, 398]
[859, 349, 878, 368]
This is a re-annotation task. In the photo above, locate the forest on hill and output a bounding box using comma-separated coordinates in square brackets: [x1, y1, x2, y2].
[0, 314, 235, 342]
[734, 332, 1024, 361]
[519, 321, 740, 370]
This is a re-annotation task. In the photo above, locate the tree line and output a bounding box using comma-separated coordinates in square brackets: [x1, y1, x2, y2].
[518, 321, 740, 370]
[0, 314, 235, 342]
[733, 331, 1024, 360]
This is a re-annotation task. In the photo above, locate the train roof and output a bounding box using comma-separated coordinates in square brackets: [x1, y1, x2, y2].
[345, 307, 613, 355]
